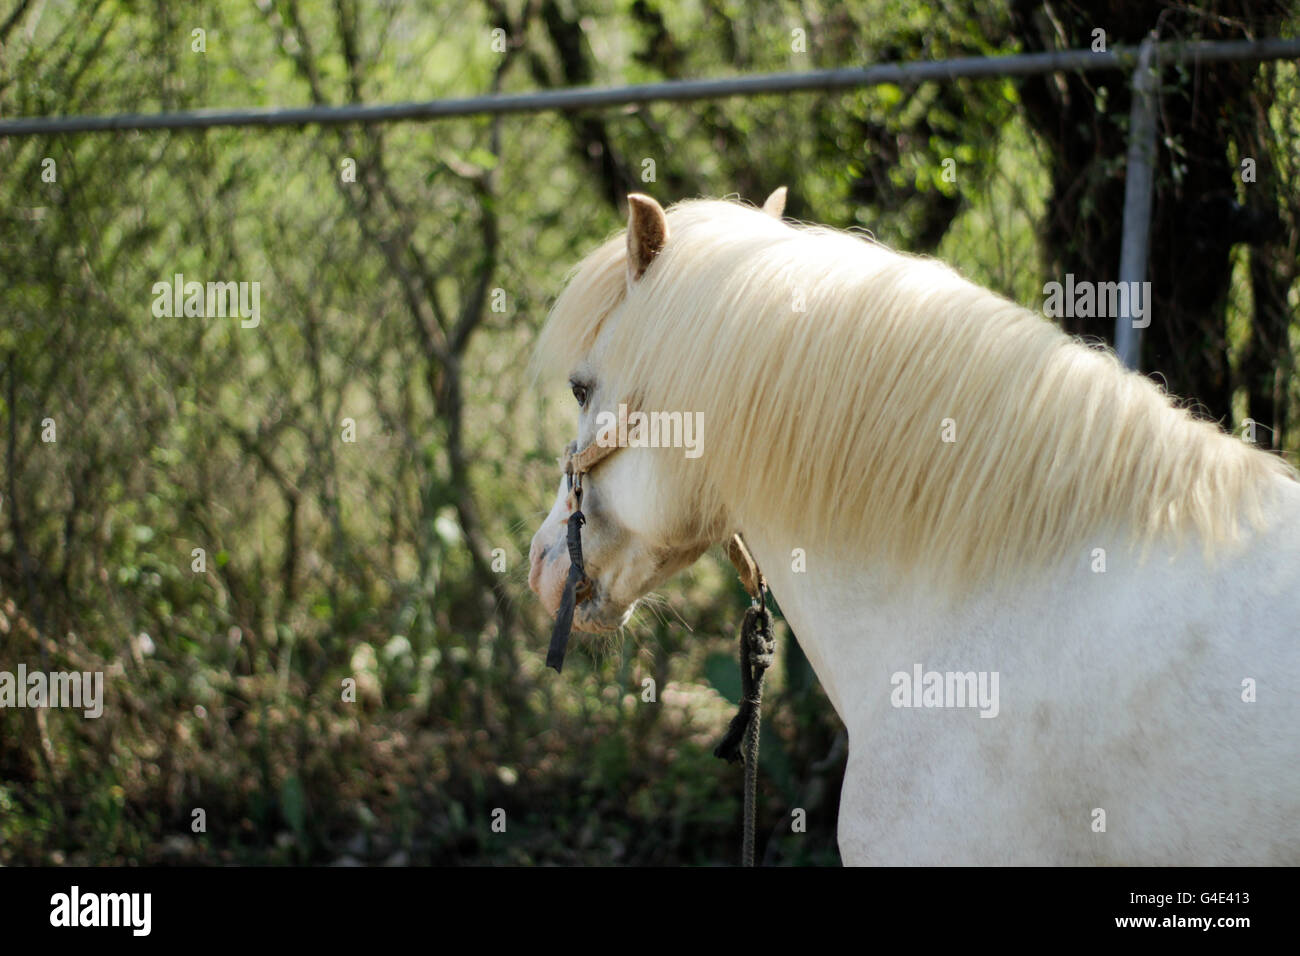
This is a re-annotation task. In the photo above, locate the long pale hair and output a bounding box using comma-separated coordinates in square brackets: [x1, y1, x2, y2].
[535, 198, 1295, 589]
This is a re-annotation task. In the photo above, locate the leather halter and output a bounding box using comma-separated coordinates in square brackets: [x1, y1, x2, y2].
[543, 431, 764, 669]
[541, 427, 774, 867]
[564, 434, 621, 488]
[543, 434, 621, 672]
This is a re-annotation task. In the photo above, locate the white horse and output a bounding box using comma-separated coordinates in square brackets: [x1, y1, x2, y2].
[528, 190, 1300, 865]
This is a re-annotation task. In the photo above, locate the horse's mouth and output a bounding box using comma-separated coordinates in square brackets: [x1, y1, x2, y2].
[569, 579, 627, 633]
[572, 599, 614, 633]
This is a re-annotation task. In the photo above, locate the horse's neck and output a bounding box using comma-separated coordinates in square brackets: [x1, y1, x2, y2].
[741, 524, 1114, 737]
[740, 527, 938, 730]
[742, 474, 1300, 738]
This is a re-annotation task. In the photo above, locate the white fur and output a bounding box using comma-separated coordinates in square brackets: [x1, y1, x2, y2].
[744, 474, 1300, 864]
[530, 195, 1300, 864]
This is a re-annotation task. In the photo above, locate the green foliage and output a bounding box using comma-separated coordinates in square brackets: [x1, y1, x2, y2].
[0, 0, 1294, 867]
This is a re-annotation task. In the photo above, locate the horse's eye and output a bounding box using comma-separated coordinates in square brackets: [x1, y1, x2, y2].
[572, 383, 588, 407]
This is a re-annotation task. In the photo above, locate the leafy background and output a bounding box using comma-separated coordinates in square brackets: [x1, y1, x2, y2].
[1, 0, 1296, 865]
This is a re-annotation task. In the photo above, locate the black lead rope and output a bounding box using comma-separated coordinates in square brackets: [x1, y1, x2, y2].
[543, 454, 771, 865]
[545, 482, 587, 673]
[712, 582, 775, 867]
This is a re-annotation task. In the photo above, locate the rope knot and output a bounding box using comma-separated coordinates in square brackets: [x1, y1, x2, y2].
[711, 590, 775, 867]
[712, 600, 775, 764]
[744, 606, 776, 671]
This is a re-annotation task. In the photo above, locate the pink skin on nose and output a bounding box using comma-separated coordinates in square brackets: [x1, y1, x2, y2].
[528, 526, 572, 617]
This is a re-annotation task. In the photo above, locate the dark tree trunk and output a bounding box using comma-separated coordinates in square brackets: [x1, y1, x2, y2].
[1007, 0, 1291, 424]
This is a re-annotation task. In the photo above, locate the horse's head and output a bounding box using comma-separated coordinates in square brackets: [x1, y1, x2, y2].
[526, 430, 716, 633]
[529, 193, 746, 632]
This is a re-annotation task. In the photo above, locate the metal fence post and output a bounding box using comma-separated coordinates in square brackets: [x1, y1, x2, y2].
[1115, 35, 1159, 370]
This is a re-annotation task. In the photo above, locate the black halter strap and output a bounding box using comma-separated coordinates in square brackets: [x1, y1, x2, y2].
[541, 435, 773, 865]
[545, 471, 588, 673]
[545, 437, 610, 673]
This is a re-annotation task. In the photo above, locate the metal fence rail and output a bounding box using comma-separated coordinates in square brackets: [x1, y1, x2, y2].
[0, 38, 1296, 137]
[4, 34, 1298, 369]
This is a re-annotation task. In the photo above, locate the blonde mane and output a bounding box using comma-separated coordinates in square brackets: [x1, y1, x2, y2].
[535, 198, 1296, 588]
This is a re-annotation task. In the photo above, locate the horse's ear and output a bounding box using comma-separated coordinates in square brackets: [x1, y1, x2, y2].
[626, 193, 668, 284]
[761, 186, 787, 219]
